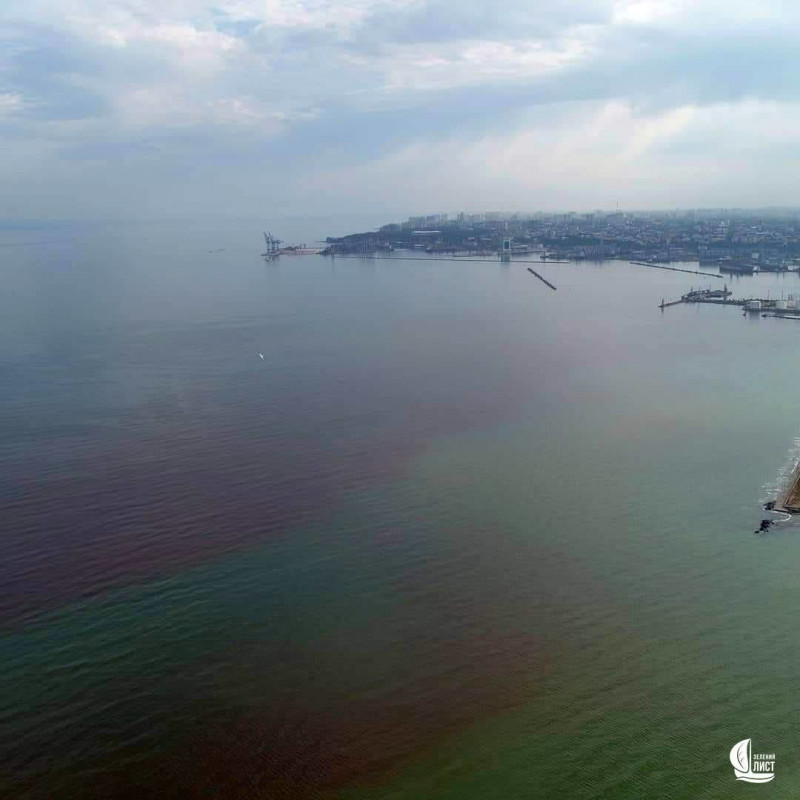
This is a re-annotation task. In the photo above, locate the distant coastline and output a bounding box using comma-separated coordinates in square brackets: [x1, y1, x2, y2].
[322, 210, 800, 269]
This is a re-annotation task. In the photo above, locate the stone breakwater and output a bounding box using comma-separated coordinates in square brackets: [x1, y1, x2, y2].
[775, 464, 800, 513]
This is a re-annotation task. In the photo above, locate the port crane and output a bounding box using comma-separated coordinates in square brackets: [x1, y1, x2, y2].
[262, 231, 283, 260]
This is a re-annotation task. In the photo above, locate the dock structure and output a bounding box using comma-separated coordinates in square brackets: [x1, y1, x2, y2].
[659, 286, 734, 309]
[694, 298, 744, 306]
[526, 267, 557, 290]
[630, 261, 723, 278]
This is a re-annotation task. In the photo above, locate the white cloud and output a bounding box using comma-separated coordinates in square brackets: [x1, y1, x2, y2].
[0, 92, 25, 114]
[614, 0, 800, 30]
[380, 33, 597, 91]
[218, 0, 428, 34]
[63, 12, 246, 75]
[298, 97, 800, 213]
[3, 0, 800, 217]
[613, 0, 680, 26]
[113, 83, 317, 131]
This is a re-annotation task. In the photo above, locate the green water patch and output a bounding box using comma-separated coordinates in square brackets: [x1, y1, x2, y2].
[329, 408, 800, 799]
[1, 443, 558, 798]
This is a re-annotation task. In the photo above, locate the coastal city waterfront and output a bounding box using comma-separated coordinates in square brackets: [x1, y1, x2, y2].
[322, 209, 800, 271]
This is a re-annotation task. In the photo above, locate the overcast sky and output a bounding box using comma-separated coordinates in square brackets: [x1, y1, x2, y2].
[2, 0, 799, 220]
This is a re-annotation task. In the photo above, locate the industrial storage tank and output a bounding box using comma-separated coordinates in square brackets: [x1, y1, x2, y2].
[776, 300, 788, 310]
[746, 300, 762, 311]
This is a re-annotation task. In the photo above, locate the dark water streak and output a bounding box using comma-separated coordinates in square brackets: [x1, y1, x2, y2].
[0, 309, 557, 627]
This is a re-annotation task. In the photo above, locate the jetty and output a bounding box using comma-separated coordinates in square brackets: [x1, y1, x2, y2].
[656, 287, 800, 314]
[659, 286, 733, 309]
[631, 261, 723, 278]
[527, 267, 557, 291]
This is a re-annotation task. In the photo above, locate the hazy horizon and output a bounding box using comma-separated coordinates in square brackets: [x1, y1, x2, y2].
[8, 205, 800, 230]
